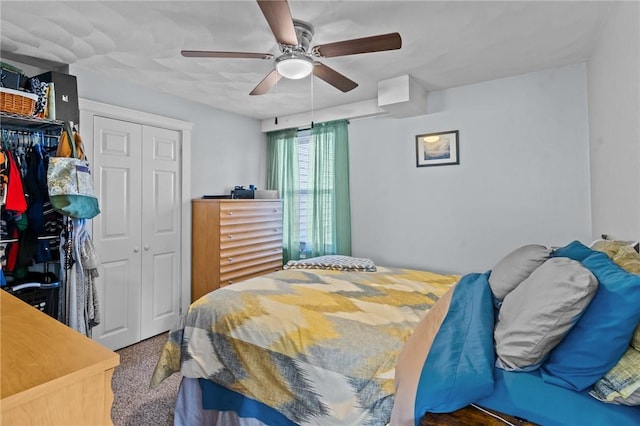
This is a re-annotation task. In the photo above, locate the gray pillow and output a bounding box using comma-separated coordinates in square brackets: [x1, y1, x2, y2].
[494, 257, 598, 370]
[489, 244, 551, 300]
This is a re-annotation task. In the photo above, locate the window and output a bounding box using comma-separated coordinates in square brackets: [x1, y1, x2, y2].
[296, 129, 338, 257]
[267, 120, 351, 262]
[297, 128, 311, 257]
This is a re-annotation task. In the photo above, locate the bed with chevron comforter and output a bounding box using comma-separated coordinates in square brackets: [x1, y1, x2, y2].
[151, 266, 459, 426]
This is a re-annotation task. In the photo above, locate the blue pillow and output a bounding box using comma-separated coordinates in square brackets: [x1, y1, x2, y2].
[551, 240, 595, 262]
[414, 273, 495, 417]
[541, 252, 640, 391]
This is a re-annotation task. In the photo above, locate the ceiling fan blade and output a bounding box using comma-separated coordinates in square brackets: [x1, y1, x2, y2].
[313, 63, 358, 93]
[257, 0, 298, 46]
[181, 50, 273, 59]
[250, 69, 283, 95]
[313, 32, 402, 58]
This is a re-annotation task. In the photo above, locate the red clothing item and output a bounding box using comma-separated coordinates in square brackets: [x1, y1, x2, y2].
[5, 150, 27, 214]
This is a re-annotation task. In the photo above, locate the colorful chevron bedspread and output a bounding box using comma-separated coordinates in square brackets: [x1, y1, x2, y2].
[151, 266, 459, 425]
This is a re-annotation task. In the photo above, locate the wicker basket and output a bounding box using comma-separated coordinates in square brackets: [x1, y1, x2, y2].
[0, 87, 38, 116]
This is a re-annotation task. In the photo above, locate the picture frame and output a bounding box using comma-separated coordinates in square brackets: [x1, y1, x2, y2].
[415, 130, 459, 167]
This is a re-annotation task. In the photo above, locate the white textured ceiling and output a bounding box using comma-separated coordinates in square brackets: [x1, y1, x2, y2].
[0, 1, 613, 120]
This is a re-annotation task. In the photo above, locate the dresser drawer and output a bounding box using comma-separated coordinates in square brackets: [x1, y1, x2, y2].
[220, 258, 283, 286]
[220, 201, 281, 216]
[220, 250, 282, 274]
[220, 232, 282, 251]
[219, 220, 282, 239]
[220, 240, 283, 258]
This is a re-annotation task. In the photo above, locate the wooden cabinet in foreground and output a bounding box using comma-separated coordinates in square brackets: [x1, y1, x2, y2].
[0, 291, 120, 425]
[191, 199, 284, 301]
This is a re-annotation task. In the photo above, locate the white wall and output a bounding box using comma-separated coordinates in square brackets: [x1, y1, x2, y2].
[349, 64, 592, 274]
[70, 62, 596, 275]
[69, 65, 266, 198]
[587, 2, 640, 242]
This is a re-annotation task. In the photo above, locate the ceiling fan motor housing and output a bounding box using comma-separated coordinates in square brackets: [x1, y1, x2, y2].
[274, 19, 316, 80]
[291, 19, 314, 53]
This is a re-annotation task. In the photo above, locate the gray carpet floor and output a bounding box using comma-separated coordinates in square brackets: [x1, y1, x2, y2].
[111, 333, 182, 426]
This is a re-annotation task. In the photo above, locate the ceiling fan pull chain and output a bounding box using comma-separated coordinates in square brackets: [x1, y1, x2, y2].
[275, 75, 279, 125]
[310, 73, 314, 128]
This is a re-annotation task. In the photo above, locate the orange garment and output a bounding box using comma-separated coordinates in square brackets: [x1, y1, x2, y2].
[56, 129, 85, 159]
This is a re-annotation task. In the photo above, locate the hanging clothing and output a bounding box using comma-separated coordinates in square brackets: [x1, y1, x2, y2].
[4, 216, 26, 273]
[24, 144, 51, 263]
[4, 150, 27, 214]
[0, 217, 8, 268]
[1, 125, 100, 335]
[79, 222, 100, 329]
[0, 148, 8, 206]
[2, 133, 63, 270]
[59, 218, 100, 336]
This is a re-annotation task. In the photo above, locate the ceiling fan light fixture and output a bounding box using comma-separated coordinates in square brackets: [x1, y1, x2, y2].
[275, 54, 314, 79]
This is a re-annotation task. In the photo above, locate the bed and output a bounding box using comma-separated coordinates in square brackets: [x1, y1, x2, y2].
[152, 244, 640, 425]
[151, 260, 459, 425]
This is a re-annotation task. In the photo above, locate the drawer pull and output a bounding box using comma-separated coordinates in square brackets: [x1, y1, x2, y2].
[273, 229, 278, 232]
[228, 234, 234, 239]
[228, 280, 233, 285]
[228, 211, 233, 216]
[228, 257, 234, 262]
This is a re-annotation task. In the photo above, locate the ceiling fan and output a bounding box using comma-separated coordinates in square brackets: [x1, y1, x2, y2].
[181, 0, 402, 95]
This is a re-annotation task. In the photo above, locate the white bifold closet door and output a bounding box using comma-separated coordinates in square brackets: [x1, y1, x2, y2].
[90, 116, 182, 350]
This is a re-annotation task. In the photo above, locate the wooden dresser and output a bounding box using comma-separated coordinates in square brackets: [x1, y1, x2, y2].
[0, 291, 120, 425]
[191, 198, 284, 301]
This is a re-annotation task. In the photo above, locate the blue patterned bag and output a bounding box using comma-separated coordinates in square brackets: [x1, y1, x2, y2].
[47, 122, 100, 219]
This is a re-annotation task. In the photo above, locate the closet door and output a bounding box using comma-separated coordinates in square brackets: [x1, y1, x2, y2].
[140, 125, 181, 338]
[91, 117, 182, 350]
[91, 116, 143, 350]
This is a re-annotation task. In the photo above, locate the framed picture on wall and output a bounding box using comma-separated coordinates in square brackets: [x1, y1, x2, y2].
[415, 130, 459, 167]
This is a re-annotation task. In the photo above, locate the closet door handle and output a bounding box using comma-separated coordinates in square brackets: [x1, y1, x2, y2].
[144, 245, 150, 251]
[134, 247, 140, 253]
